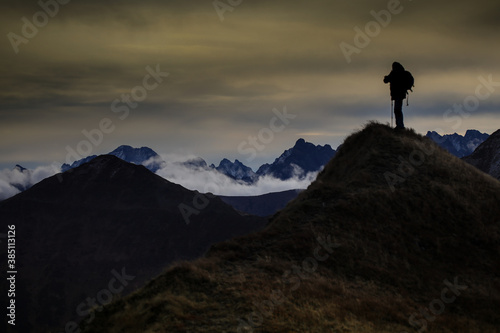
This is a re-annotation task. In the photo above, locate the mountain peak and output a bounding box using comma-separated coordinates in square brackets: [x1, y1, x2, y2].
[61, 145, 162, 173]
[0, 152, 266, 332]
[464, 129, 483, 136]
[219, 158, 231, 165]
[14, 164, 28, 172]
[181, 157, 209, 170]
[294, 138, 306, 146]
[113, 144, 133, 150]
[85, 154, 121, 168]
[109, 145, 159, 164]
[214, 158, 257, 183]
[256, 137, 335, 179]
[218, 158, 246, 168]
[65, 154, 146, 182]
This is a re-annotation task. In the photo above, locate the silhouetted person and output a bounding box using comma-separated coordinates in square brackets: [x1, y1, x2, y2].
[384, 62, 413, 129]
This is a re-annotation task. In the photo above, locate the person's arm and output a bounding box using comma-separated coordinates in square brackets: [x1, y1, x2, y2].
[383, 71, 393, 83]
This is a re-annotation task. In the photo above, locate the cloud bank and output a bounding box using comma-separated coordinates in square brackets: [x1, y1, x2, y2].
[148, 154, 317, 196]
[2, 0, 500, 169]
[0, 164, 60, 200]
[0, 155, 316, 201]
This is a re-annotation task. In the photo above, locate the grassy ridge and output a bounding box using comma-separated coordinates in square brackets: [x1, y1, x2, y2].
[81, 123, 500, 332]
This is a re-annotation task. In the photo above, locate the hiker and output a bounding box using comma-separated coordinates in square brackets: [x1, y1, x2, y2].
[383, 62, 413, 129]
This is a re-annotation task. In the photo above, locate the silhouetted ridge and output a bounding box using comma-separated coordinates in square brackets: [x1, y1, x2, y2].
[318, 123, 440, 187]
[271, 122, 499, 232]
[81, 122, 500, 333]
[0, 154, 266, 332]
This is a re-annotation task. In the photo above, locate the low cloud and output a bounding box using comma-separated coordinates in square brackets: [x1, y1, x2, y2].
[146, 154, 317, 196]
[0, 179, 20, 201]
[0, 154, 316, 201]
[0, 164, 60, 201]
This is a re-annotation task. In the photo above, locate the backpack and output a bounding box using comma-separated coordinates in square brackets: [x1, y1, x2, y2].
[403, 70, 414, 92]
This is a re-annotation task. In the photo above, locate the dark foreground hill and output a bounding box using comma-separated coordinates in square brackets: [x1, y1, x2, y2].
[0, 155, 266, 333]
[81, 123, 500, 332]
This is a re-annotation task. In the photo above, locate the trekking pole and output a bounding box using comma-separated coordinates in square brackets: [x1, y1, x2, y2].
[391, 100, 393, 128]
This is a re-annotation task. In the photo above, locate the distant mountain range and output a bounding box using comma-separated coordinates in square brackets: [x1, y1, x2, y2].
[4, 139, 336, 200]
[209, 138, 335, 183]
[3, 130, 495, 202]
[426, 129, 489, 158]
[0, 155, 267, 332]
[60, 140, 335, 183]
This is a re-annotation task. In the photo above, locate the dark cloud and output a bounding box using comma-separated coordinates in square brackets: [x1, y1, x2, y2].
[1, 0, 499, 168]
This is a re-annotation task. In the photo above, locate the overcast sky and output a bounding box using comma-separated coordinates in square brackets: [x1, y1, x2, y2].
[1, 0, 499, 170]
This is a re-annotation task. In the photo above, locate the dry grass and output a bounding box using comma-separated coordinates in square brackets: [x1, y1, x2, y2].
[81, 123, 500, 333]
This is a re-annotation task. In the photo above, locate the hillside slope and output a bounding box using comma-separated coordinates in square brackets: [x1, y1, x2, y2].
[0, 155, 266, 333]
[81, 123, 500, 333]
[463, 129, 500, 180]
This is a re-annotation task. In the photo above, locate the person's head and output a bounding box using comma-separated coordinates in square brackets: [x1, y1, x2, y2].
[392, 62, 405, 71]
